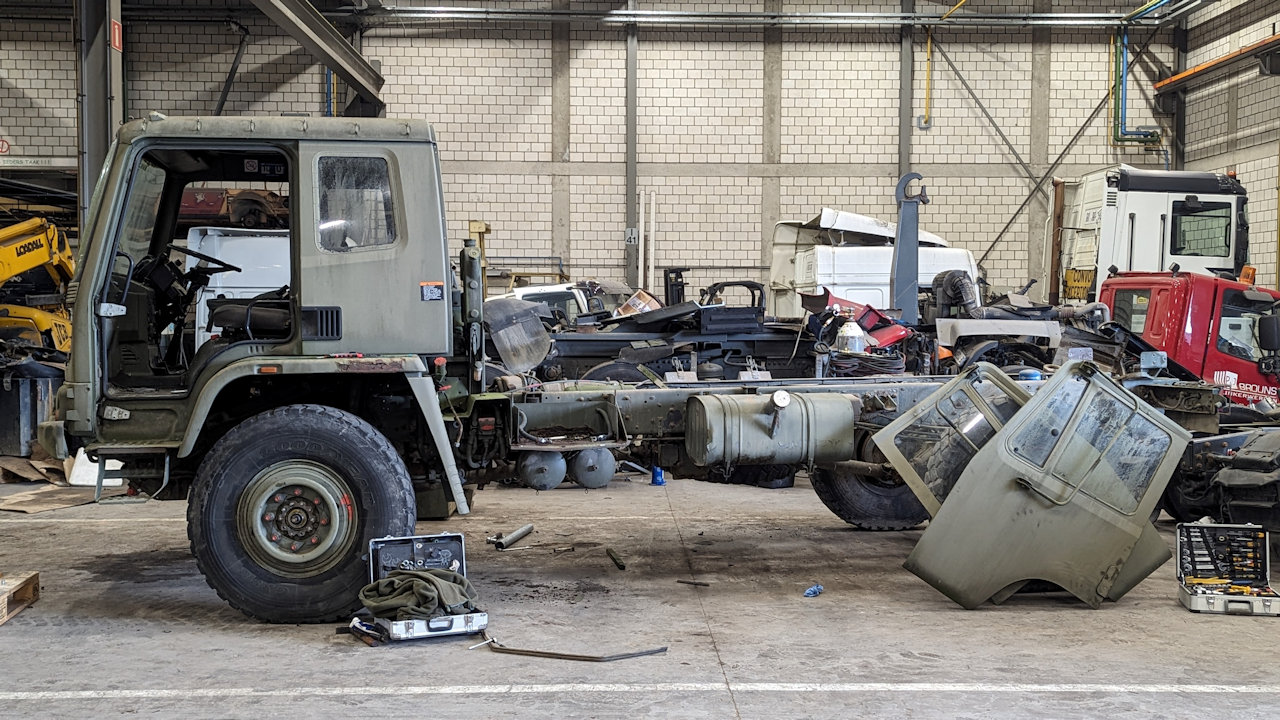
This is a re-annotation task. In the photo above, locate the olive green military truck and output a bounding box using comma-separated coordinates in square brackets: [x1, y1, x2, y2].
[40, 113, 972, 623]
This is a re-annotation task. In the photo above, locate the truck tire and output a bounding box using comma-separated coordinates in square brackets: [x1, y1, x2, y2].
[810, 464, 929, 531]
[187, 404, 416, 623]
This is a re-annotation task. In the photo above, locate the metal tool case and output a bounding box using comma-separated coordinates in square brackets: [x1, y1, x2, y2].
[367, 533, 488, 639]
[1177, 523, 1279, 616]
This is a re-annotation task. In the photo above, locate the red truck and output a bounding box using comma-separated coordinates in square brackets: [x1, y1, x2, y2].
[1099, 271, 1280, 406]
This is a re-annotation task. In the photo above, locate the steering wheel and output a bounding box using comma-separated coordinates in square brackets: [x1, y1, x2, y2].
[165, 243, 243, 274]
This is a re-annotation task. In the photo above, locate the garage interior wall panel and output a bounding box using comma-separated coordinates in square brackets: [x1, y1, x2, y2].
[780, 29, 898, 166]
[443, 173, 554, 259]
[570, 27, 626, 164]
[570, 175, 628, 284]
[0, 21, 77, 160]
[1048, 29, 1175, 166]
[780, 176, 897, 227]
[640, 176, 763, 290]
[128, 18, 319, 117]
[910, 28, 1033, 165]
[637, 31, 764, 164]
[367, 27, 553, 164]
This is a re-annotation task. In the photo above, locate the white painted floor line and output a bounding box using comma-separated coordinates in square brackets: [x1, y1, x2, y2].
[0, 517, 184, 523]
[3, 682, 1279, 702]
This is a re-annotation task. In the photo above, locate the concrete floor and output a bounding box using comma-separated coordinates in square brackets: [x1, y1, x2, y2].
[1, 474, 1279, 719]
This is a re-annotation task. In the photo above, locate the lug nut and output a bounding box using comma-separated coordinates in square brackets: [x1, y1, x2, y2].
[313, 497, 322, 505]
[310, 537, 319, 544]
[290, 542, 300, 551]
[320, 518, 329, 526]
[294, 488, 303, 496]
[274, 494, 284, 502]
[263, 513, 274, 522]
[270, 534, 279, 542]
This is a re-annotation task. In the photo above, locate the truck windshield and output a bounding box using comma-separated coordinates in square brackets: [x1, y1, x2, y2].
[1171, 201, 1232, 258]
[1216, 289, 1273, 361]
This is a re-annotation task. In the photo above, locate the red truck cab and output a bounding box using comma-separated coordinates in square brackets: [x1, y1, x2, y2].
[1099, 271, 1280, 405]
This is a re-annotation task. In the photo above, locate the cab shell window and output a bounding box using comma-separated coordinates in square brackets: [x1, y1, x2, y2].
[316, 155, 399, 253]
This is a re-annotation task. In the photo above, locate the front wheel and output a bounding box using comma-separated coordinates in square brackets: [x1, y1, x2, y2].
[188, 404, 416, 623]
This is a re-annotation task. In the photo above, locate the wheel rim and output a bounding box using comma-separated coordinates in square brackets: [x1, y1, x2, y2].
[236, 460, 360, 578]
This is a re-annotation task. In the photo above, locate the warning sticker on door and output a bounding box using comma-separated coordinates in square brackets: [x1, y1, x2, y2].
[420, 281, 445, 301]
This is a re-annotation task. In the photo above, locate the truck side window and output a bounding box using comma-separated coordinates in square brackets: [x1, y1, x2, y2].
[1216, 289, 1271, 361]
[1111, 289, 1150, 333]
[317, 156, 397, 252]
[1171, 201, 1231, 258]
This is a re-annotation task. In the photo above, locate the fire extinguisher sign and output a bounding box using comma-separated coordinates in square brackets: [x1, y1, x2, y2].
[110, 20, 123, 52]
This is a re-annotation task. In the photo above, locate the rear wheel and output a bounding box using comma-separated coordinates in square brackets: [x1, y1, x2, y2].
[188, 404, 415, 623]
[810, 433, 928, 530]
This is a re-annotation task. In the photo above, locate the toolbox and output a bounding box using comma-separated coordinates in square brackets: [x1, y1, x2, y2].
[1176, 523, 1279, 616]
[366, 533, 488, 640]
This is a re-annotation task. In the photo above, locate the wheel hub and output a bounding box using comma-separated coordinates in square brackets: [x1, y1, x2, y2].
[237, 461, 358, 577]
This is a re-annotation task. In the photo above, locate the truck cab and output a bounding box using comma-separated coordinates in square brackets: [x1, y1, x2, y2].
[1099, 271, 1280, 405]
[1057, 165, 1249, 301]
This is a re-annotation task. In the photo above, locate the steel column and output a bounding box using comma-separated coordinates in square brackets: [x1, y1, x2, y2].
[624, 0, 639, 288]
[74, 0, 123, 231]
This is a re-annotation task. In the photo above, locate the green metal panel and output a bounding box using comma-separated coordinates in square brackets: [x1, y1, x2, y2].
[296, 141, 452, 356]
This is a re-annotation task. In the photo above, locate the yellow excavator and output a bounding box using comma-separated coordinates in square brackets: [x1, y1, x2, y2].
[0, 218, 75, 353]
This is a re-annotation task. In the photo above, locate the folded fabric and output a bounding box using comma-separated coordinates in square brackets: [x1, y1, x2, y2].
[359, 568, 480, 621]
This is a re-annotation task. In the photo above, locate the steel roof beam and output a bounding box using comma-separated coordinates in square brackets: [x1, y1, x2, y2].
[249, 0, 385, 117]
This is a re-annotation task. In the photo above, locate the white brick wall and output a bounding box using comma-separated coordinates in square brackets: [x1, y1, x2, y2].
[640, 176, 765, 288]
[781, 29, 898, 165]
[637, 31, 764, 164]
[780, 176, 898, 223]
[128, 18, 320, 117]
[571, 28, 626, 164]
[910, 28, 1032, 165]
[367, 27, 553, 164]
[1049, 28, 1176, 166]
[570, 175, 629, 284]
[0, 21, 76, 158]
[443, 173, 554, 260]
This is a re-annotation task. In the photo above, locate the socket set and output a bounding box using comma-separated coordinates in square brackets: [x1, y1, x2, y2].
[1176, 523, 1279, 616]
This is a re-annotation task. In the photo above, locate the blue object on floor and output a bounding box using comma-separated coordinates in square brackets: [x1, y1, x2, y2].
[803, 583, 824, 597]
[650, 466, 665, 486]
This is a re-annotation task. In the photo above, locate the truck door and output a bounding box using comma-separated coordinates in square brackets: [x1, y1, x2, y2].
[94, 143, 294, 444]
[1206, 287, 1279, 404]
[296, 143, 452, 356]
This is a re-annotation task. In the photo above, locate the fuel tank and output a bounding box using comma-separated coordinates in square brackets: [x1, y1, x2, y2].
[685, 391, 863, 466]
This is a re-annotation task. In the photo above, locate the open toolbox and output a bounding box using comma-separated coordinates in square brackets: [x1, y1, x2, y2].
[367, 533, 488, 640]
[1176, 523, 1279, 616]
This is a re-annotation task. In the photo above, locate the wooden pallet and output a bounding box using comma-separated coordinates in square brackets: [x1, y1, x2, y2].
[0, 572, 39, 626]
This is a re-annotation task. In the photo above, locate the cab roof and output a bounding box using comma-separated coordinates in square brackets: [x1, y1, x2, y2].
[116, 112, 437, 145]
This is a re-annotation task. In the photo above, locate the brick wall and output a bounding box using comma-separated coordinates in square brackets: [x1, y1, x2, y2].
[7, 3, 1232, 298]
[0, 21, 77, 161]
[1183, 0, 1280, 287]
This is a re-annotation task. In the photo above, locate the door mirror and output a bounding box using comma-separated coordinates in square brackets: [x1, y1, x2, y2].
[1259, 314, 1280, 353]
